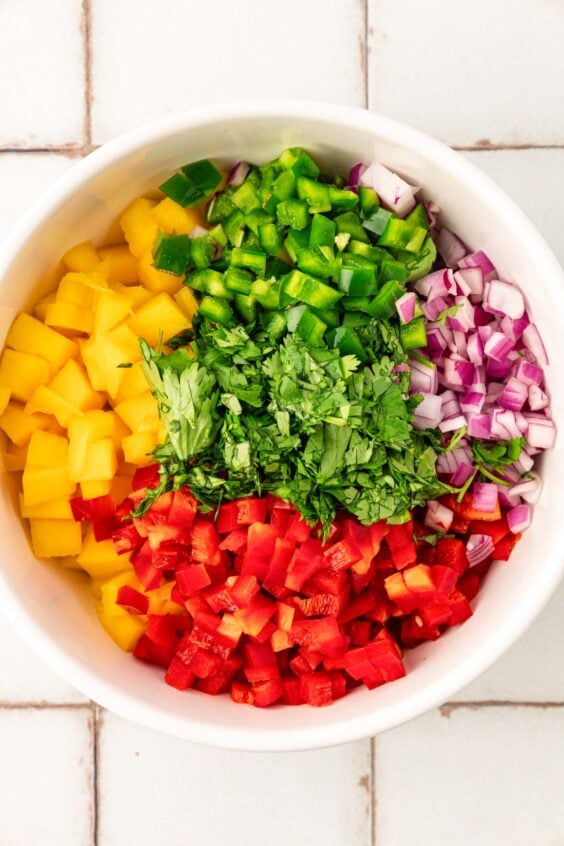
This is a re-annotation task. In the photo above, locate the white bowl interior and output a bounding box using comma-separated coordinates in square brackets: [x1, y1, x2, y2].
[0, 103, 562, 751]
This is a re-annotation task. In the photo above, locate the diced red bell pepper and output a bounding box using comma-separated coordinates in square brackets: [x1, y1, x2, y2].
[431, 564, 459, 597]
[235, 497, 267, 526]
[216, 502, 239, 534]
[305, 568, 347, 597]
[348, 620, 372, 647]
[132, 463, 161, 491]
[293, 593, 342, 617]
[176, 564, 212, 598]
[338, 591, 376, 624]
[275, 602, 295, 632]
[323, 537, 363, 571]
[300, 672, 333, 707]
[131, 541, 162, 590]
[330, 670, 347, 700]
[271, 629, 292, 652]
[230, 681, 254, 705]
[195, 654, 241, 695]
[146, 523, 191, 550]
[191, 519, 221, 566]
[285, 538, 324, 591]
[270, 506, 292, 534]
[493, 532, 521, 561]
[116, 585, 149, 615]
[291, 617, 346, 657]
[457, 571, 481, 600]
[203, 583, 233, 613]
[418, 601, 452, 629]
[70, 494, 115, 522]
[229, 574, 260, 608]
[252, 677, 283, 707]
[385, 522, 417, 570]
[447, 590, 473, 625]
[285, 512, 311, 543]
[134, 634, 172, 668]
[281, 676, 306, 705]
[151, 543, 190, 571]
[93, 516, 119, 542]
[216, 613, 242, 649]
[219, 528, 247, 553]
[146, 614, 178, 653]
[454, 492, 501, 522]
[246, 522, 279, 559]
[384, 572, 423, 614]
[368, 588, 395, 625]
[164, 656, 196, 691]
[436, 537, 467, 575]
[234, 595, 276, 637]
[167, 488, 197, 528]
[187, 648, 224, 679]
[112, 522, 144, 555]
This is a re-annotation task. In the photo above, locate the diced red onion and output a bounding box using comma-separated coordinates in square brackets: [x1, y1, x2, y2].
[424, 201, 440, 229]
[415, 269, 452, 298]
[227, 161, 250, 187]
[484, 331, 514, 362]
[461, 389, 485, 414]
[412, 393, 442, 430]
[485, 382, 504, 404]
[490, 409, 521, 440]
[498, 486, 522, 509]
[511, 475, 542, 504]
[526, 418, 556, 449]
[467, 413, 491, 439]
[423, 296, 450, 322]
[466, 534, 495, 566]
[507, 504, 531, 534]
[441, 390, 461, 418]
[436, 227, 467, 268]
[483, 279, 525, 320]
[347, 162, 366, 189]
[458, 251, 496, 283]
[395, 291, 417, 324]
[499, 377, 528, 411]
[514, 412, 528, 434]
[439, 414, 466, 433]
[486, 358, 513, 380]
[522, 323, 549, 366]
[426, 327, 448, 358]
[454, 267, 484, 303]
[451, 462, 475, 486]
[424, 500, 454, 532]
[452, 330, 468, 357]
[514, 450, 534, 474]
[444, 357, 475, 388]
[513, 359, 543, 386]
[472, 482, 498, 513]
[501, 314, 529, 343]
[409, 359, 438, 395]
[466, 333, 484, 365]
[360, 162, 418, 217]
[528, 384, 549, 411]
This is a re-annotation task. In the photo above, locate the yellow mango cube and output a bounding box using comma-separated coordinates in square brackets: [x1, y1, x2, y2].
[0, 349, 50, 402]
[110, 474, 135, 503]
[114, 392, 158, 432]
[99, 569, 144, 611]
[57, 273, 100, 309]
[122, 430, 159, 466]
[127, 292, 189, 347]
[93, 288, 132, 334]
[33, 294, 56, 322]
[113, 284, 152, 310]
[80, 324, 140, 399]
[113, 361, 149, 405]
[80, 480, 112, 498]
[6, 314, 78, 372]
[63, 241, 100, 272]
[26, 430, 69, 467]
[79, 438, 117, 482]
[49, 359, 104, 412]
[174, 286, 199, 322]
[152, 197, 204, 235]
[3, 442, 28, 472]
[30, 519, 82, 558]
[68, 411, 116, 481]
[0, 385, 11, 415]
[136, 251, 184, 295]
[98, 244, 138, 285]
[19, 494, 73, 520]
[26, 386, 83, 428]
[96, 603, 146, 651]
[45, 300, 94, 334]
[23, 465, 75, 506]
[119, 198, 159, 258]
[146, 581, 183, 616]
[0, 403, 53, 446]
[78, 527, 130, 579]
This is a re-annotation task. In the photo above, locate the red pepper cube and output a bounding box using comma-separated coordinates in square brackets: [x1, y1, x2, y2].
[116, 585, 149, 615]
[147, 523, 190, 551]
[246, 522, 279, 560]
[385, 522, 417, 570]
[270, 507, 292, 534]
[133, 634, 171, 668]
[289, 653, 312, 676]
[323, 538, 362, 572]
[188, 648, 224, 679]
[112, 522, 144, 555]
[93, 516, 119, 542]
[164, 656, 196, 691]
[234, 595, 276, 638]
[70, 494, 116, 523]
[183, 594, 208, 619]
[418, 601, 452, 629]
[176, 564, 211, 598]
[275, 602, 295, 632]
[196, 654, 241, 696]
[285, 512, 311, 543]
[338, 591, 376, 624]
[216, 613, 242, 649]
[229, 574, 260, 608]
[271, 629, 292, 652]
[235, 497, 267, 526]
[448, 590, 473, 625]
[294, 593, 342, 617]
[330, 670, 347, 700]
[191, 519, 221, 566]
[219, 528, 247, 554]
[493, 532, 521, 561]
[291, 617, 346, 657]
[230, 681, 254, 705]
[300, 672, 333, 707]
[285, 538, 324, 592]
[431, 564, 459, 597]
[251, 620, 277, 644]
[167, 488, 197, 528]
[216, 502, 239, 534]
[132, 463, 161, 491]
[146, 614, 178, 653]
[437, 537, 468, 575]
[384, 572, 417, 613]
[306, 568, 347, 597]
[252, 677, 283, 707]
[281, 676, 305, 705]
[131, 541, 162, 590]
[202, 583, 233, 613]
[369, 588, 395, 625]
[341, 518, 376, 567]
[349, 620, 372, 647]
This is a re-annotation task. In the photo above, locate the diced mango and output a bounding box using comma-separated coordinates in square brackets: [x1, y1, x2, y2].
[45, 300, 94, 334]
[59, 556, 83, 570]
[49, 359, 105, 412]
[56, 273, 99, 308]
[81, 480, 112, 498]
[30, 519, 82, 558]
[113, 283, 152, 310]
[23, 465, 75, 506]
[109, 323, 143, 363]
[78, 526, 130, 579]
[19, 494, 74, 520]
[98, 244, 138, 285]
[0, 403, 53, 446]
[122, 430, 159, 466]
[79, 439, 117, 482]
[63, 241, 100, 272]
[93, 289, 132, 334]
[146, 580, 183, 615]
[109, 412, 130, 457]
[26, 386, 83, 428]
[68, 411, 116, 481]
[110, 474, 135, 503]
[6, 314, 78, 372]
[96, 602, 146, 650]
[127, 292, 189, 347]
[136, 251, 184, 295]
[114, 392, 158, 432]
[99, 569, 144, 610]
[113, 361, 149, 405]
[33, 294, 56, 322]
[27, 430, 69, 467]
[0, 385, 11, 415]
[80, 324, 141, 399]
[152, 197, 204, 235]
[3, 442, 28, 472]
[174, 286, 199, 322]
[119, 198, 159, 258]
[0, 349, 50, 402]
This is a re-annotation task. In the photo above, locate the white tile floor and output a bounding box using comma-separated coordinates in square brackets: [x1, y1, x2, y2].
[0, 2, 563, 844]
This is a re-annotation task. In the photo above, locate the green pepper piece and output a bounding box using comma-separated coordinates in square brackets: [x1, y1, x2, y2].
[296, 308, 327, 346]
[152, 232, 191, 276]
[258, 223, 281, 257]
[277, 148, 320, 179]
[286, 304, 308, 332]
[366, 279, 404, 319]
[281, 270, 342, 309]
[380, 258, 409, 283]
[188, 268, 232, 299]
[206, 188, 236, 224]
[160, 159, 223, 208]
[250, 278, 281, 310]
[284, 227, 310, 263]
[334, 232, 351, 252]
[313, 307, 340, 329]
[245, 208, 273, 236]
[346, 240, 388, 264]
[343, 311, 371, 328]
[397, 236, 437, 282]
[207, 224, 227, 248]
[378, 218, 427, 253]
[224, 266, 254, 295]
[272, 170, 296, 201]
[199, 295, 234, 326]
[358, 185, 380, 217]
[297, 246, 337, 279]
[342, 296, 373, 312]
[326, 326, 367, 362]
[268, 257, 292, 278]
[190, 237, 214, 269]
[405, 203, 429, 231]
[232, 181, 261, 214]
[260, 311, 287, 340]
[309, 214, 336, 248]
[335, 211, 370, 243]
[296, 177, 331, 213]
[276, 198, 309, 230]
[234, 293, 257, 323]
[363, 207, 393, 236]
[328, 185, 359, 210]
[400, 316, 427, 350]
[223, 209, 246, 246]
[231, 246, 267, 275]
[338, 266, 378, 296]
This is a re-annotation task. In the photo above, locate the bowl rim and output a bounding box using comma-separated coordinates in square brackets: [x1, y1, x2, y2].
[0, 100, 563, 751]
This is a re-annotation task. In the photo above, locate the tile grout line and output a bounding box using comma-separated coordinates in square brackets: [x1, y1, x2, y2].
[370, 736, 377, 846]
[81, 0, 93, 152]
[0, 700, 94, 710]
[92, 705, 100, 846]
[442, 700, 564, 713]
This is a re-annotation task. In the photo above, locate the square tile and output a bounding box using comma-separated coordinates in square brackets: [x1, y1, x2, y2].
[0, 706, 93, 845]
[465, 148, 564, 268]
[0, 0, 85, 148]
[0, 611, 87, 704]
[98, 712, 371, 846]
[368, 0, 564, 146]
[376, 706, 564, 846]
[91, 0, 365, 143]
[0, 153, 76, 240]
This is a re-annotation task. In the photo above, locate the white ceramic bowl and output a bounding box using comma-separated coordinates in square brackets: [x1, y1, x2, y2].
[0, 102, 562, 752]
